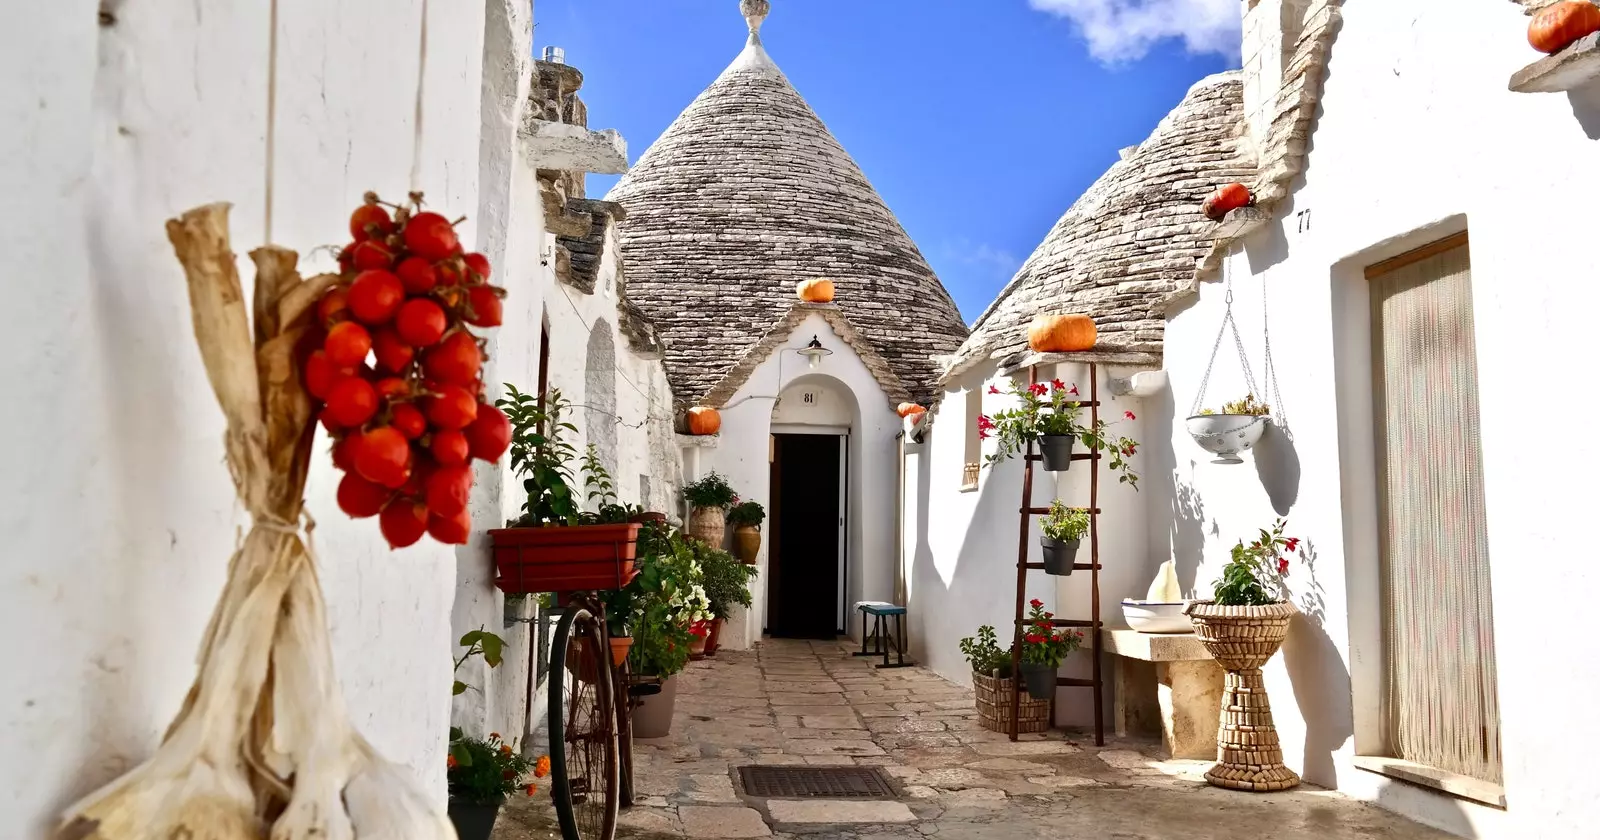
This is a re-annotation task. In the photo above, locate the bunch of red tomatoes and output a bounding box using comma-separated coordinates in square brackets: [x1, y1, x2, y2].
[306, 192, 510, 549]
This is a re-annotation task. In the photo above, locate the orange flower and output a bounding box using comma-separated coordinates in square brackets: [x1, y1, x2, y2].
[489, 732, 501, 740]
[446, 754, 457, 769]
[500, 744, 513, 756]
[534, 755, 552, 778]
[525, 784, 538, 796]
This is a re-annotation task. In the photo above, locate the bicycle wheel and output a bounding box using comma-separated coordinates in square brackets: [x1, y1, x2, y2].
[616, 659, 635, 808]
[549, 604, 619, 840]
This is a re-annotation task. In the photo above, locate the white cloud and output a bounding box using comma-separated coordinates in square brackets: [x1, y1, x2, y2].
[1029, 0, 1241, 64]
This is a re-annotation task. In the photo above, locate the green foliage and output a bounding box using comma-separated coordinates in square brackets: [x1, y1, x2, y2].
[626, 529, 711, 677]
[446, 731, 533, 805]
[578, 444, 640, 524]
[958, 625, 1013, 677]
[682, 472, 738, 510]
[727, 500, 766, 527]
[979, 379, 1141, 489]
[452, 627, 506, 696]
[1040, 500, 1089, 543]
[498, 385, 580, 527]
[1211, 519, 1300, 606]
[1018, 600, 1082, 668]
[698, 542, 758, 619]
[1214, 393, 1271, 416]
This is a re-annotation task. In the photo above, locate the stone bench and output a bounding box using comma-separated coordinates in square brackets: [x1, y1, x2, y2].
[1100, 629, 1223, 760]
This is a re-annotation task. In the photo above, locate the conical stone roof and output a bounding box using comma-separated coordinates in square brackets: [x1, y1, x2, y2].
[606, 0, 967, 408]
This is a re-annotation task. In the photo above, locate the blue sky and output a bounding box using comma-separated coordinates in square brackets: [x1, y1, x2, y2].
[534, 0, 1235, 323]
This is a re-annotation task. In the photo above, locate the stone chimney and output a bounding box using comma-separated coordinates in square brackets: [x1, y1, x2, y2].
[1240, 0, 1312, 155]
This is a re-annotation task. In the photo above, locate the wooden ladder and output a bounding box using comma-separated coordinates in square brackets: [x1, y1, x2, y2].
[1006, 362, 1105, 745]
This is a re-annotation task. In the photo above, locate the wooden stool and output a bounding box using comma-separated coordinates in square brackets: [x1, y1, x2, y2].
[852, 601, 913, 669]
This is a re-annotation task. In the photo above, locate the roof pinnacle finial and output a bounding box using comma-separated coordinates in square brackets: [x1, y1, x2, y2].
[740, 0, 771, 46]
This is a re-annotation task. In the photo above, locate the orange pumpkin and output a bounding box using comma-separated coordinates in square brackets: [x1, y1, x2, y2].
[897, 402, 927, 419]
[797, 278, 836, 303]
[1529, 1, 1600, 54]
[687, 406, 721, 436]
[1028, 314, 1097, 353]
[1202, 183, 1253, 221]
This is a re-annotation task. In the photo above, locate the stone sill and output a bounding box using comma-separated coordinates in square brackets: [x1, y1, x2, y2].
[1510, 32, 1600, 93]
[519, 121, 628, 175]
[1101, 629, 1213, 662]
[1350, 755, 1507, 808]
[676, 434, 719, 449]
[1001, 349, 1164, 377]
[1214, 206, 1270, 240]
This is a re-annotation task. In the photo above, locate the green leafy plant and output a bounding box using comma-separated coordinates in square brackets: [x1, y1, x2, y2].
[452, 626, 506, 696]
[498, 385, 580, 527]
[578, 444, 640, 524]
[1019, 599, 1083, 668]
[727, 500, 766, 528]
[1200, 393, 1272, 416]
[627, 530, 711, 677]
[1212, 519, 1300, 606]
[958, 625, 1013, 677]
[698, 542, 758, 619]
[446, 731, 541, 805]
[682, 472, 738, 510]
[1040, 500, 1089, 543]
[978, 379, 1141, 488]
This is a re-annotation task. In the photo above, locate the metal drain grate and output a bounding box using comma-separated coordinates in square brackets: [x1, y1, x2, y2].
[737, 766, 896, 799]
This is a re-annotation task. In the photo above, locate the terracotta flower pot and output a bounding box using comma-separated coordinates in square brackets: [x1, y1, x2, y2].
[688, 620, 709, 660]
[688, 507, 726, 547]
[609, 635, 633, 668]
[1184, 600, 1300, 792]
[705, 618, 724, 656]
[732, 525, 761, 564]
[631, 674, 678, 739]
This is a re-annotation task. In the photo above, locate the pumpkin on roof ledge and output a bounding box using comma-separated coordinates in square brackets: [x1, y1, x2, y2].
[1202, 183, 1254, 222]
[1028, 314, 1097, 354]
[686, 406, 721, 436]
[797, 278, 835, 303]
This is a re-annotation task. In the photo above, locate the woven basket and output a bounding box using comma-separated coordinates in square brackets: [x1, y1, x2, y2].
[1183, 600, 1300, 792]
[973, 672, 1051, 734]
[687, 507, 726, 547]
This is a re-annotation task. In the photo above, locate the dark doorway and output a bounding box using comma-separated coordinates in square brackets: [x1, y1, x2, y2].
[768, 433, 843, 639]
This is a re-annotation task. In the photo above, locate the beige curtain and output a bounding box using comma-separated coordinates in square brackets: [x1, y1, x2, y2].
[1369, 238, 1503, 784]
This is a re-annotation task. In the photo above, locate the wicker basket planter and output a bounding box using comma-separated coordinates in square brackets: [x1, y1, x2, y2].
[1184, 600, 1300, 792]
[973, 672, 1051, 734]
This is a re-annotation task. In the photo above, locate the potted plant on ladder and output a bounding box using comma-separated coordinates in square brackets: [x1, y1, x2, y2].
[1184, 519, 1303, 791]
[1017, 599, 1084, 700]
[980, 378, 1140, 485]
[1039, 500, 1089, 576]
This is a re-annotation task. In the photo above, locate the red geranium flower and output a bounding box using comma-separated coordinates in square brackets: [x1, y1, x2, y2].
[1124, 410, 1136, 420]
[978, 415, 995, 429]
[1025, 633, 1044, 644]
[1051, 378, 1066, 391]
[1277, 557, 1290, 575]
[988, 385, 1000, 395]
[1028, 382, 1049, 396]
[1285, 537, 1300, 552]
[1068, 384, 1080, 396]
[1030, 598, 1044, 609]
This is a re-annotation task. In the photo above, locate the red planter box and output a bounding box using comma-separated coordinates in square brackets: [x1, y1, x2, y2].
[489, 523, 642, 594]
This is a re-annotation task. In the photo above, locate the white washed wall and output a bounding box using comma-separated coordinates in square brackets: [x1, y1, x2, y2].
[701, 313, 901, 650]
[906, 363, 1149, 727]
[1160, 3, 1600, 837]
[0, 1, 496, 836]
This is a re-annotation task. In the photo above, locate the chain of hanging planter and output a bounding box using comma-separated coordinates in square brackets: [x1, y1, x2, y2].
[1185, 249, 1276, 465]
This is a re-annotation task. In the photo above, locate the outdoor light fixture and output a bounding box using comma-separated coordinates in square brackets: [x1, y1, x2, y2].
[796, 335, 832, 370]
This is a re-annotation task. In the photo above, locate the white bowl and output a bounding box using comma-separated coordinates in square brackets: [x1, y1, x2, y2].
[1121, 600, 1193, 634]
[1185, 414, 1269, 464]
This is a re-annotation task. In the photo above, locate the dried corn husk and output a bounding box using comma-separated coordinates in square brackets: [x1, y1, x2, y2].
[56, 203, 455, 840]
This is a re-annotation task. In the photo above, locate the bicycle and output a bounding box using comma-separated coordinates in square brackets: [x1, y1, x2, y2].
[546, 590, 661, 840]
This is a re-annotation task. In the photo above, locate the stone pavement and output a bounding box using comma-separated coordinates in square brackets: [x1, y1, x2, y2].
[496, 639, 1453, 840]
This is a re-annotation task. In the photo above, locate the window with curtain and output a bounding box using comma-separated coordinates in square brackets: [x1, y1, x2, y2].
[1367, 232, 1503, 784]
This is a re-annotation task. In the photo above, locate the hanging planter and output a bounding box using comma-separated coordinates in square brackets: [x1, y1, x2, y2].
[1187, 395, 1272, 465]
[1038, 500, 1088, 576]
[980, 379, 1141, 487]
[1038, 434, 1076, 471]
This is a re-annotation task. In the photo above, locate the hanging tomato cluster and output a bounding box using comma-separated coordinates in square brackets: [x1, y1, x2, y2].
[307, 192, 511, 549]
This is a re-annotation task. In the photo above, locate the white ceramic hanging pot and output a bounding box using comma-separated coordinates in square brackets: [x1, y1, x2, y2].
[1185, 414, 1269, 464]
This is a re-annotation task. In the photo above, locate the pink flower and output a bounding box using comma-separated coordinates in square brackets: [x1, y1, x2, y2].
[988, 385, 1000, 395]
[1124, 411, 1136, 421]
[1068, 384, 1080, 396]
